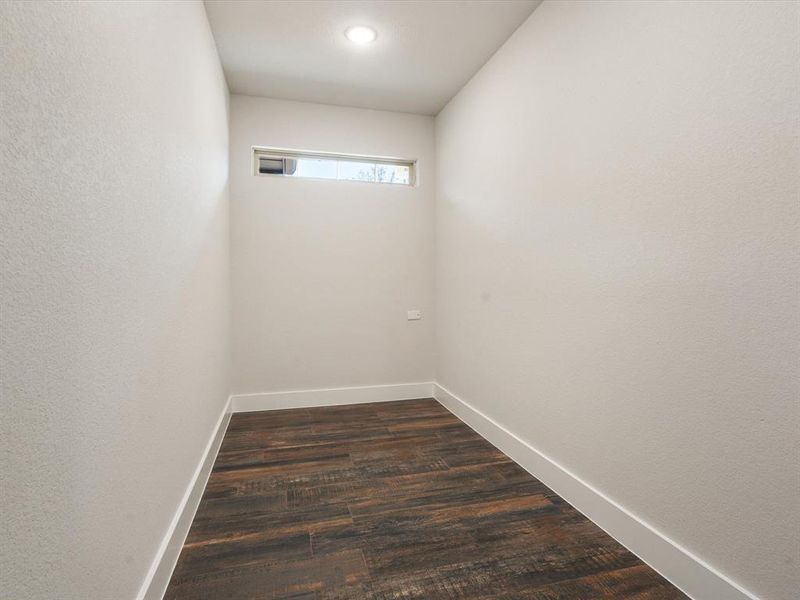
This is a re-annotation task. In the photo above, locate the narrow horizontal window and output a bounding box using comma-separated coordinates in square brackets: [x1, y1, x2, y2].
[253, 147, 415, 186]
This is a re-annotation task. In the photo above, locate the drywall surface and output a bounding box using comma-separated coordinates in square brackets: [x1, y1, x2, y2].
[204, 0, 539, 115]
[230, 95, 435, 394]
[435, 2, 799, 599]
[0, 2, 230, 599]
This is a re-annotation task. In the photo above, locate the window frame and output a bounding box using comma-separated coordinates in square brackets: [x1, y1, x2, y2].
[252, 146, 417, 187]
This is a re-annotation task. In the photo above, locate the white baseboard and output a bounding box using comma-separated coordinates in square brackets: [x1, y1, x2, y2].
[433, 383, 758, 600]
[137, 396, 233, 600]
[230, 382, 435, 412]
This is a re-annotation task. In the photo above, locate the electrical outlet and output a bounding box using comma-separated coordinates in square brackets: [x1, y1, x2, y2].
[407, 309, 422, 320]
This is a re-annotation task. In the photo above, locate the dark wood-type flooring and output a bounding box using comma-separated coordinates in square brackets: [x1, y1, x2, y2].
[165, 398, 687, 599]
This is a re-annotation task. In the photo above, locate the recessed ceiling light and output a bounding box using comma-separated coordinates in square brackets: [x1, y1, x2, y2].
[344, 25, 377, 45]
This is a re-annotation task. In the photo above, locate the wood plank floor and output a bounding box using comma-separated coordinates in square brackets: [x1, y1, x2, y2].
[164, 398, 687, 599]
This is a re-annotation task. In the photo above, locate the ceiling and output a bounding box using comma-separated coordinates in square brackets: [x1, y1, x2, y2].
[203, 0, 540, 116]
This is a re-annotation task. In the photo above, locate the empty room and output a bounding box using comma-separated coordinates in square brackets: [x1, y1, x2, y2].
[2, 1, 798, 599]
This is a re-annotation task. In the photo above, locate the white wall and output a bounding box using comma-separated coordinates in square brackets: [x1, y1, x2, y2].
[0, 2, 230, 599]
[230, 95, 435, 394]
[435, 2, 799, 599]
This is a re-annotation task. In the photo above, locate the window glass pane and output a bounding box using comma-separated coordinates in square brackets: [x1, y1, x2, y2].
[293, 158, 338, 180]
[376, 164, 410, 185]
[255, 149, 414, 186]
[337, 161, 376, 182]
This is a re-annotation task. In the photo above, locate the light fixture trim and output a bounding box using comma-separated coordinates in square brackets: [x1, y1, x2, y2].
[344, 25, 377, 44]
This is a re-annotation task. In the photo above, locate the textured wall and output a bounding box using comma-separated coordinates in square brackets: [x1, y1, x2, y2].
[434, 2, 799, 599]
[230, 95, 435, 394]
[0, 2, 230, 599]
